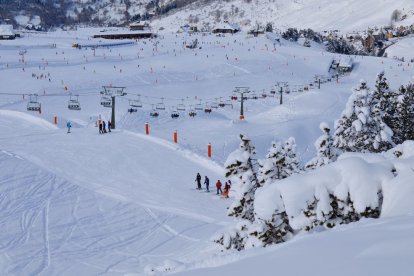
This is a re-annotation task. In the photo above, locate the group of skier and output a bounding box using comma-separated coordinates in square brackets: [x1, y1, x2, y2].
[99, 120, 111, 134]
[195, 173, 231, 198]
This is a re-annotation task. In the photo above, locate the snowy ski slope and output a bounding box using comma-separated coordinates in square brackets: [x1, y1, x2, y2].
[1, 28, 414, 275]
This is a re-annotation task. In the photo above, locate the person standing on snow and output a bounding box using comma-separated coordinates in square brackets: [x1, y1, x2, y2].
[102, 120, 106, 133]
[195, 173, 202, 190]
[99, 121, 103, 134]
[66, 121, 71, 133]
[223, 181, 230, 198]
[204, 176, 210, 192]
[108, 120, 111, 132]
[216, 180, 223, 195]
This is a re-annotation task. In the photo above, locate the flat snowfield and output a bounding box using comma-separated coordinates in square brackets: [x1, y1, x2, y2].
[0, 29, 413, 275]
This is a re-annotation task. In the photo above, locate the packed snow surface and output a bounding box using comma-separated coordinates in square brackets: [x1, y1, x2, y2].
[0, 28, 413, 275]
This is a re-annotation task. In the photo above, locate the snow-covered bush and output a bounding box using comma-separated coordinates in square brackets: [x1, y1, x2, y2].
[306, 122, 338, 170]
[217, 140, 414, 250]
[334, 80, 393, 153]
[258, 137, 300, 185]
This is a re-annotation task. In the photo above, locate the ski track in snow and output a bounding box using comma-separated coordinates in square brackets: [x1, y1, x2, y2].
[0, 29, 414, 275]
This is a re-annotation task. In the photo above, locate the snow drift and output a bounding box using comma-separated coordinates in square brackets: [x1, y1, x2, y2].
[255, 141, 414, 232]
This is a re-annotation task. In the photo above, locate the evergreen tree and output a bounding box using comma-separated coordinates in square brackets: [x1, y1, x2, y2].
[258, 137, 300, 185]
[334, 80, 393, 153]
[306, 122, 337, 170]
[225, 134, 258, 222]
[393, 84, 414, 143]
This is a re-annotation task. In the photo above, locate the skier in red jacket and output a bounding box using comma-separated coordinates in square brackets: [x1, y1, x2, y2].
[216, 180, 223, 195]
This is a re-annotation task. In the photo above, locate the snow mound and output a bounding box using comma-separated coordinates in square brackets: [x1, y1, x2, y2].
[0, 110, 58, 131]
[255, 141, 414, 231]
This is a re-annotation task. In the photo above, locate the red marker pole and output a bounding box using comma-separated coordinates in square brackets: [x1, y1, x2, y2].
[174, 130, 178, 143]
[208, 143, 212, 158]
[53, 115, 57, 125]
[145, 122, 149, 135]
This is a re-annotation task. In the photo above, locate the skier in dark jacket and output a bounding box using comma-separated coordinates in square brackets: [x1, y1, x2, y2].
[216, 180, 223, 195]
[108, 120, 111, 132]
[195, 173, 201, 189]
[99, 121, 103, 134]
[102, 120, 106, 133]
[223, 182, 230, 198]
[204, 176, 210, 192]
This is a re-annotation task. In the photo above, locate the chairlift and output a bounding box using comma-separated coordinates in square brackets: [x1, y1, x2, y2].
[261, 92, 267, 98]
[100, 96, 112, 108]
[171, 109, 180, 119]
[68, 94, 81, 110]
[155, 98, 166, 110]
[211, 99, 219, 109]
[204, 104, 212, 113]
[27, 94, 41, 112]
[250, 92, 258, 100]
[218, 97, 226, 108]
[195, 100, 203, 111]
[270, 89, 276, 94]
[128, 107, 137, 113]
[129, 95, 142, 108]
[177, 99, 186, 111]
[150, 111, 159, 117]
[231, 93, 238, 100]
[188, 106, 197, 117]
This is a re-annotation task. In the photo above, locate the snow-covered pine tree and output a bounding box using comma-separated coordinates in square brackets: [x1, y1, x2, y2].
[334, 80, 393, 153]
[306, 122, 337, 170]
[392, 84, 414, 143]
[372, 71, 398, 130]
[225, 134, 258, 222]
[258, 137, 300, 185]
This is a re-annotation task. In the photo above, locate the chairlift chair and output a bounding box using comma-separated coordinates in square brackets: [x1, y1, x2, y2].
[129, 95, 142, 108]
[27, 94, 41, 112]
[261, 92, 267, 98]
[177, 99, 186, 111]
[150, 105, 159, 117]
[211, 99, 219, 109]
[231, 94, 238, 101]
[128, 107, 137, 113]
[204, 104, 212, 113]
[68, 94, 81, 110]
[171, 109, 180, 119]
[250, 92, 258, 100]
[155, 98, 166, 110]
[270, 89, 276, 95]
[100, 96, 112, 108]
[188, 106, 197, 117]
[195, 100, 203, 111]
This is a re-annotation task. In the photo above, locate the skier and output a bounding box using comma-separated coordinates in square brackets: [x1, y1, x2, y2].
[102, 120, 106, 133]
[66, 121, 71, 133]
[223, 181, 230, 198]
[216, 180, 223, 195]
[108, 120, 111, 132]
[195, 173, 202, 190]
[99, 121, 103, 134]
[204, 176, 210, 192]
